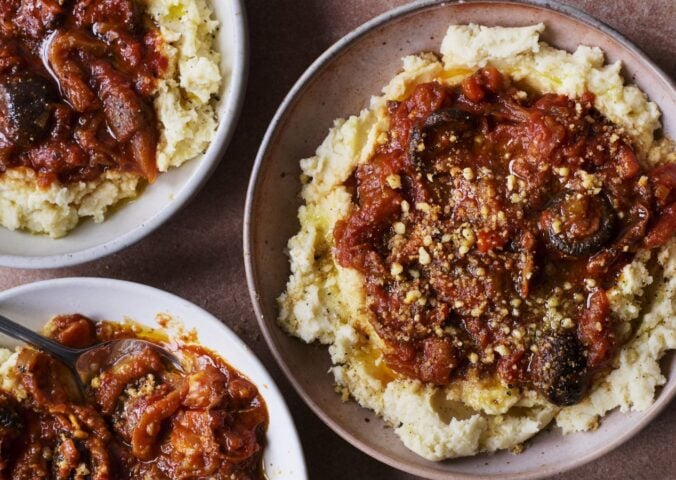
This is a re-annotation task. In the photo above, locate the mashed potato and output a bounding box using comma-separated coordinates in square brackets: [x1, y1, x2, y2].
[145, 0, 222, 172]
[279, 24, 675, 460]
[0, 168, 140, 238]
[0, 0, 222, 238]
[0, 347, 25, 400]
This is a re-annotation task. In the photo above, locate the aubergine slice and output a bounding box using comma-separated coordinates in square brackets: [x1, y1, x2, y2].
[408, 107, 476, 165]
[531, 331, 589, 406]
[0, 393, 22, 473]
[0, 73, 56, 147]
[539, 190, 617, 257]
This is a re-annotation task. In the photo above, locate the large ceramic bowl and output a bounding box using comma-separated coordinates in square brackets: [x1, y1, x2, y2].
[244, 1, 675, 478]
[0, 277, 307, 479]
[0, 0, 248, 269]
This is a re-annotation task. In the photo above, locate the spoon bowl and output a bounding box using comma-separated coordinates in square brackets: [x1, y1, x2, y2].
[0, 313, 183, 392]
[75, 338, 184, 385]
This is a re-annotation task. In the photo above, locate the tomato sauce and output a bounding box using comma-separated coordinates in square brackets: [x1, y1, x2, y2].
[0, 314, 268, 479]
[334, 68, 676, 405]
[0, 0, 166, 186]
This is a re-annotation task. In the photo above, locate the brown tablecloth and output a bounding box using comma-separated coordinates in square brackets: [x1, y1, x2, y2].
[1, 1, 674, 478]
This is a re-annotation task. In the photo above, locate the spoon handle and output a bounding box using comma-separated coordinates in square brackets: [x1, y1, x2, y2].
[0, 314, 81, 366]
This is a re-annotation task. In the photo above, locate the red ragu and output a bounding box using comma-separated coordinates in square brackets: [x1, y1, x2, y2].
[0, 0, 166, 185]
[334, 67, 676, 406]
[0, 314, 268, 480]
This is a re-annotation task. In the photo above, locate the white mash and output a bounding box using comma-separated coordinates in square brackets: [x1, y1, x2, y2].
[278, 24, 675, 460]
[0, 347, 25, 400]
[0, 0, 222, 238]
[145, 0, 222, 172]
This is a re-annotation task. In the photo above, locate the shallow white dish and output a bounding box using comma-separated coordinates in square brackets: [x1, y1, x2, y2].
[0, 0, 248, 269]
[0, 277, 307, 480]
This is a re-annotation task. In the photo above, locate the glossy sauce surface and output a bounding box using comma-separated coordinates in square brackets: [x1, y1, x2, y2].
[0, 314, 268, 479]
[0, 0, 166, 185]
[334, 68, 676, 405]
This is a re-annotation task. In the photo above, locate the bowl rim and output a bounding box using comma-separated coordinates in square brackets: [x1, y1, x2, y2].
[0, 276, 308, 479]
[0, 0, 250, 270]
[243, 0, 675, 478]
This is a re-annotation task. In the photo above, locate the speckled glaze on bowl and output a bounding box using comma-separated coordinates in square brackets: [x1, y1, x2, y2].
[244, 1, 675, 479]
[0, 0, 248, 269]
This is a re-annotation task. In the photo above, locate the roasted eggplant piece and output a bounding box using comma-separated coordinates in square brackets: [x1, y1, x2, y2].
[531, 331, 589, 406]
[408, 107, 475, 165]
[539, 190, 617, 257]
[0, 399, 21, 431]
[0, 73, 55, 147]
[0, 393, 22, 473]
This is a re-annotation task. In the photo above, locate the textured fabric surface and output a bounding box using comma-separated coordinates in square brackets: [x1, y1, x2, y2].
[0, 1, 673, 478]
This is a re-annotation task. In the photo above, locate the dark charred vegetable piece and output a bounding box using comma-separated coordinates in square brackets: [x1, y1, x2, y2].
[408, 107, 475, 165]
[0, 74, 55, 147]
[423, 108, 476, 131]
[90, 60, 146, 142]
[540, 191, 617, 257]
[0, 394, 22, 431]
[0, 393, 22, 474]
[587, 202, 651, 276]
[531, 331, 589, 406]
[89, 59, 158, 181]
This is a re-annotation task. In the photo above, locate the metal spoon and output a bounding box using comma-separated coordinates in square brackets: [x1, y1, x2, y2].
[0, 313, 183, 390]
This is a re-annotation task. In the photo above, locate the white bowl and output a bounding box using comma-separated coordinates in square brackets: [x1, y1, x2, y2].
[0, 277, 307, 480]
[0, 0, 248, 269]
